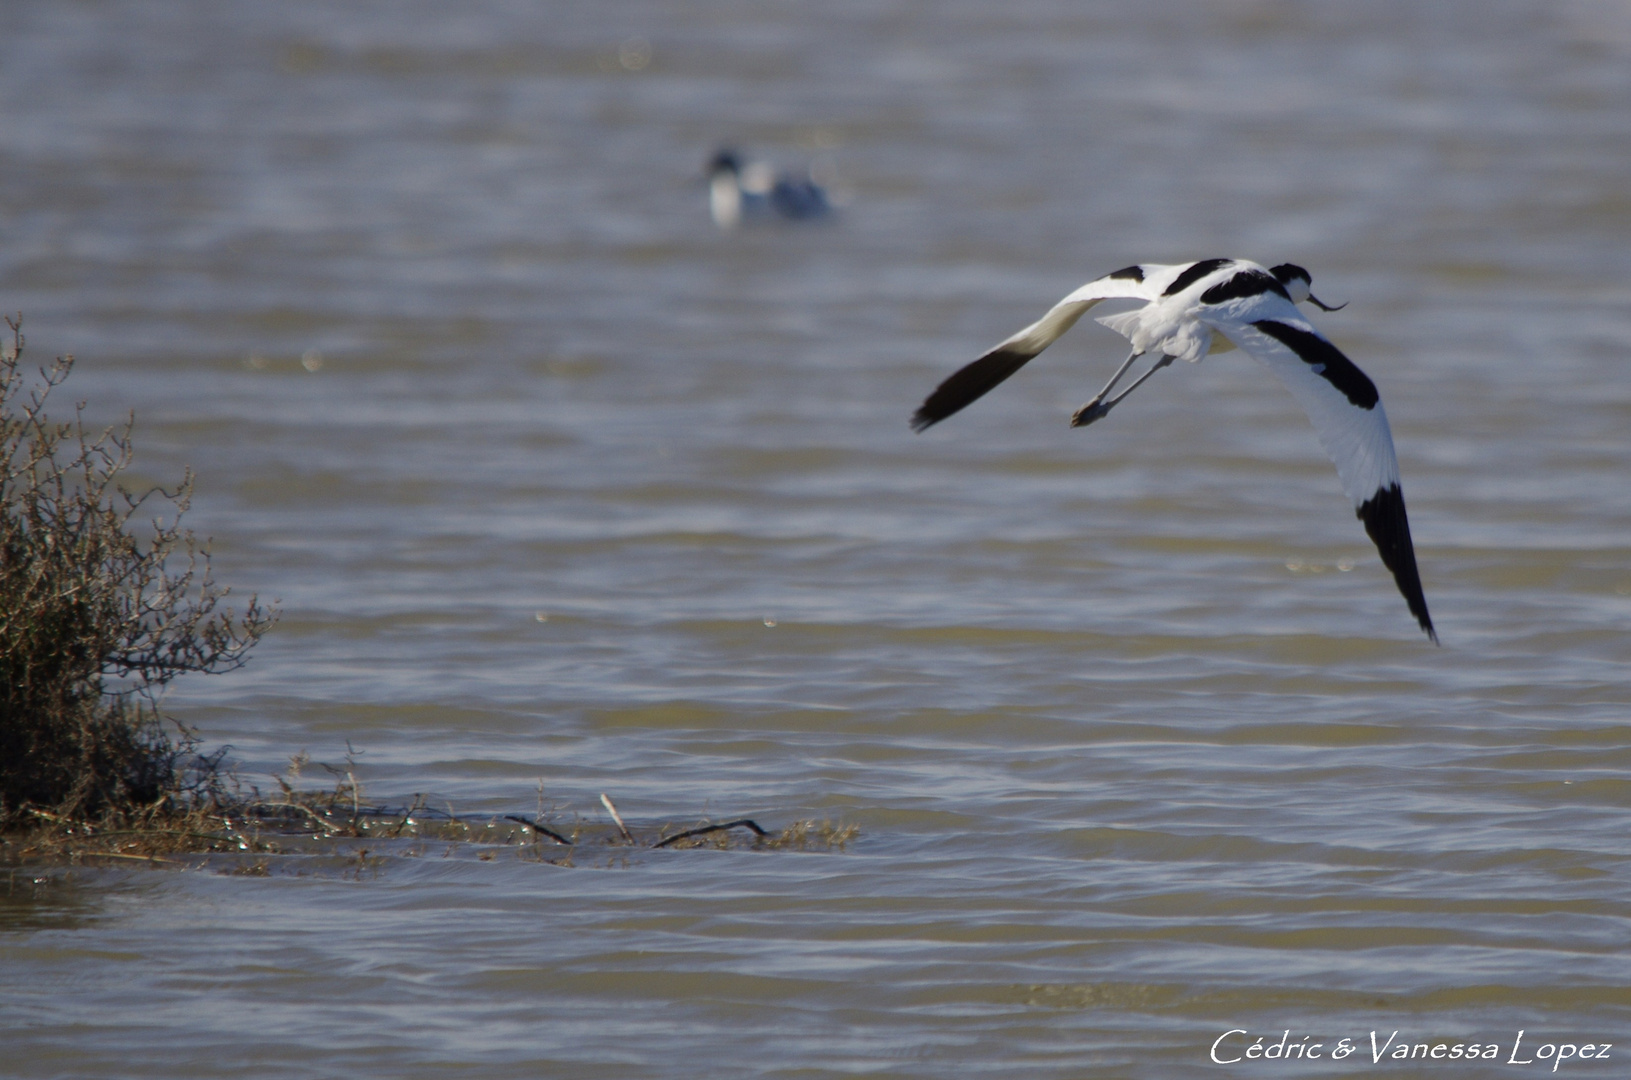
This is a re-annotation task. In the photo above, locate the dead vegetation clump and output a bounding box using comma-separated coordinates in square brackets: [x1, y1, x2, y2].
[2, 801, 269, 867]
[0, 316, 273, 825]
[1, 747, 859, 872]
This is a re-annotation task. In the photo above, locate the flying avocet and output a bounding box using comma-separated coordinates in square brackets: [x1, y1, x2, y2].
[911, 258, 1436, 641]
[707, 148, 831, 229]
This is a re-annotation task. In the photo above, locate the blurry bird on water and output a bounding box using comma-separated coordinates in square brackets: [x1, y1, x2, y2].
[706, 148, 832, 229]
[911, 258, 1437, 642]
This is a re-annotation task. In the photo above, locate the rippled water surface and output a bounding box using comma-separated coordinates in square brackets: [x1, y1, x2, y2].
[4, 2, 1631, 1076]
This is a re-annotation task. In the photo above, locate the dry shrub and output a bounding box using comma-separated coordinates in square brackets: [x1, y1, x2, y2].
[0, 316, 274, 822]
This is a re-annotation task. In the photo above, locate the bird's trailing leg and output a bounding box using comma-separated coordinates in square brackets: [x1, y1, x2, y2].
[1071, 353, 1175, 427]
[1069, 350, 1143, 426]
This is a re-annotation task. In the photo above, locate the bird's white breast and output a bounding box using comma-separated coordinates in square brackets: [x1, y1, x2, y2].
[709, 174, 742, 229]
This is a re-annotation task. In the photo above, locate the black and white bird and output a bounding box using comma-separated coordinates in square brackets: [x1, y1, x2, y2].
[707, 148, 831, 229]
[911, 258, 1436, 641]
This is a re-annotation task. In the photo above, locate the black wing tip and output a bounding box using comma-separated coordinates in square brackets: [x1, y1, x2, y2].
[1410, 596, 1439, 644]
[1356, 482, 1437, 643]
[910, 393, 963, 432]
[910, 347, 1035, 433]
[1416, 600, 1439, 644]
[909, 391, 956, 432]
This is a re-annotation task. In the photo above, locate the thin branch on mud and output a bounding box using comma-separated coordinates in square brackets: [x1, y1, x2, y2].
[504, 815, 574, 846]
[653, 819, 768, 849]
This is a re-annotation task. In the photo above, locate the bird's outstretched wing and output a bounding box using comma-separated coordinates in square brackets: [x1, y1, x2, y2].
[910, 266, 1160, 431]
[1205, 300, 1436, 641]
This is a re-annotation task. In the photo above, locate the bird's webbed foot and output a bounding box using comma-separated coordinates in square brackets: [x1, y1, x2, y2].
[1070, 353, 1175, 428]
[1071, 398, 1114, 427]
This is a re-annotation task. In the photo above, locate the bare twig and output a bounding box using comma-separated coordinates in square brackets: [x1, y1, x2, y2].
[392, 794, 425, 838]
[503, 815, 573, 846]
[652, 818, 768, 849]
[342, 742, 362, 823]
[599, 793, 633, 844]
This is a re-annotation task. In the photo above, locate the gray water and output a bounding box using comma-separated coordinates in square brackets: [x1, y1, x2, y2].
[4, 2, 1631, 1076]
